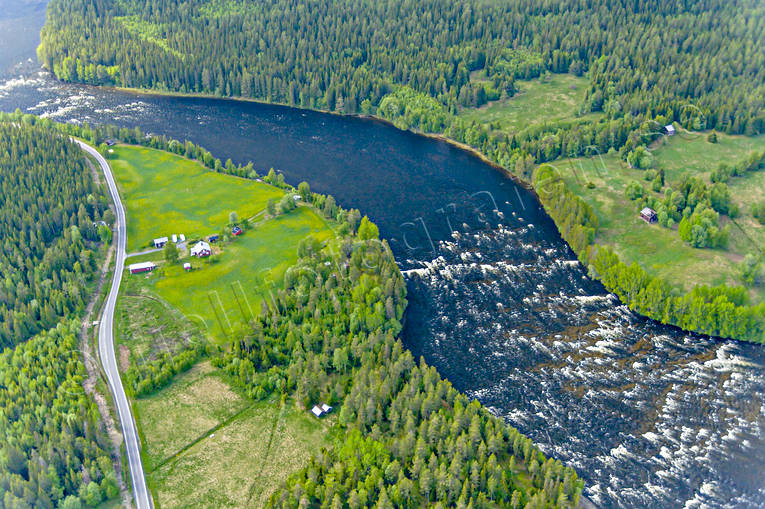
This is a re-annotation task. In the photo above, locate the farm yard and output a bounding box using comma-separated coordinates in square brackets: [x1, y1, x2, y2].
[556, 130, 765, 302]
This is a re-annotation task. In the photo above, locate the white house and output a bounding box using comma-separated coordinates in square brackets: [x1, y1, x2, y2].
[190, 240, 212, 257]
[153, 237, 169, 248]
[664, 124, 675, 136]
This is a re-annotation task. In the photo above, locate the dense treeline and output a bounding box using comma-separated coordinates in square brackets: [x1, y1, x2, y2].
[0, 322, 119, 509]
[0, 117, 109, 347]
[213, 215, 582, 506]
[40, 0, 765, 135]
[534, 164, 765, 342]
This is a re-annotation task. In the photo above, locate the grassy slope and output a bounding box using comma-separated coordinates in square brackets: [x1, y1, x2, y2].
[134, 363, 330, 508]
[557, 131, 765, 302]
[459, 73, 599, 133]
[108, 145, 283, 252]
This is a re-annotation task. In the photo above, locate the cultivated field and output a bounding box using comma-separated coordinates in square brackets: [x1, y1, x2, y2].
[557, 131, 765, 302]
[459, 73, 598, 134]
[136, 363, 330, 508]
[108, 145, 283, 252]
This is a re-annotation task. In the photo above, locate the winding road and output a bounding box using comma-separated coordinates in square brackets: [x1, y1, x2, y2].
[75, 140, 153, 509]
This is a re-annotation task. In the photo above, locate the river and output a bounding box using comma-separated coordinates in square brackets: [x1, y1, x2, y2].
[2, 5, 764, 507]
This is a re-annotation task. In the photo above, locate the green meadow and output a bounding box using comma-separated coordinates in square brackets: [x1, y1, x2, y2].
[109, 145, 283, 252]
[556, 131, 765, 302]
[134, 363, 330, 508]
[459, 73, 599, 134]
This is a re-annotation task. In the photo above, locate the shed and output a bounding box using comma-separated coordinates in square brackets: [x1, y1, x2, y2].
[128, 262, 156, 274]
[311, 406, 323, 418]
[153, 237, 169, 248]
[172, 234, 178, 243]
[191, 241, 212, 257]
[208, 234, 219, 242]
[293, 194, 302, 201]
[179, 234, 186, 242]
[321, 403, 333, 414]
[640, 207, 658, 223]
[183, 262, 191, 271]
[664, 124, 675, 136]
[105, 139, 117, 146]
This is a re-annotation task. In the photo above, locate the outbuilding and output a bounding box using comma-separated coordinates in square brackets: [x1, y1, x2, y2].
[232, 226, 243, 236]
[640, 207, 658, 223]
[179, 234, 186, 242]
[190, 241, 212, 257]
[321, 403, 333, 414]
[128, 262, 156, 274]
[183, 262, 191, 271]
[208, 234, 219, 243]
[153, 237, 169, 248]
[311, 406, 323, 418]
[664, 124, 675, 136]
[172, 234, 178, 243]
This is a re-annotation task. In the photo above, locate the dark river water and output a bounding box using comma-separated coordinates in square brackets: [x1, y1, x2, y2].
[2, 5, 765, 507]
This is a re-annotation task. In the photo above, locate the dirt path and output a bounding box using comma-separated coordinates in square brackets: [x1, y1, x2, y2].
[80, 157, 134, 509]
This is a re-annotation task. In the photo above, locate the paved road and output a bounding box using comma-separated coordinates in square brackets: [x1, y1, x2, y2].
[75, 140, 153, 509]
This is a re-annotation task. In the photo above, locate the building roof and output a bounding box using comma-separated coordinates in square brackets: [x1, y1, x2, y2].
[311, 406, 323, 417]
[665, 124, 675, 132]
[154, 236, 169, 243]
[191, 241, 211, 255]
[128, 262, 156, 272]
[321, 403, 332, 413]
[183, 262, 191, 269]
[641, 207, 656, 216]
[179, 234, 186, 241]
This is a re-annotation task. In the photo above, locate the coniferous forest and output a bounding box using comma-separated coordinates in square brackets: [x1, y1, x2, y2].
[39, 0, 765, 135]
[0, 119, 109, 347]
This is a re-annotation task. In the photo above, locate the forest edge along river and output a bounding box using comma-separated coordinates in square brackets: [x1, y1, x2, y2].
[2, 6, 765, 508]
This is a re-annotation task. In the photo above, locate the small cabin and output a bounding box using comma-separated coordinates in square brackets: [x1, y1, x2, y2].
[640, 207, 658, 223]
[664, 124, 675, 136]
[232, 226, 243, 236]
[105, 139, 117, 146]
[321, 403, 333, 414]
[208, 234, 219, 243]
[190, 241, 212, 257]
[311, 406, 323, 418]
[128, 262, 156, 274]
[293, 194, 302, 202]
[171, 234, 178, 243]
[179, 234, 186, 242]
[183, 262, 191, 271]
[153, 237, 169, 248]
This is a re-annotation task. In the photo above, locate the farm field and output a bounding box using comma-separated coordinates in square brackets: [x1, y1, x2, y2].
[108, 145, 284, 252]
[557, 131, 765, 302]
[136, 363, 330, 508]
[459, 73, 599, 134]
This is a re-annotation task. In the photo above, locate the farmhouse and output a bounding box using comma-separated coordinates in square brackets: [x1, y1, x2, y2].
[190, 240, 212, 257]
[153, 236, 169, 248]
[640, 207, 658, 223]
[128, 262, 156, 274]
[664, 124, 675, 136]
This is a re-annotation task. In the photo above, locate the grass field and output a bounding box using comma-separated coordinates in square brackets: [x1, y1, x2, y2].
[109, 145, 284, 252]
[136, 362, 330, 508]
[556, 131, 765, 302]
[121, 206, 333, 343]
[459, 73, 598, 134]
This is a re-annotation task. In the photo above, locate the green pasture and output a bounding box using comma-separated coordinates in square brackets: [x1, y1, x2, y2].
[136, 362, 330, 508]
[459, 73, 598, 133]
[109, 145, 284, 252]
[556, 132, 765, 302]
